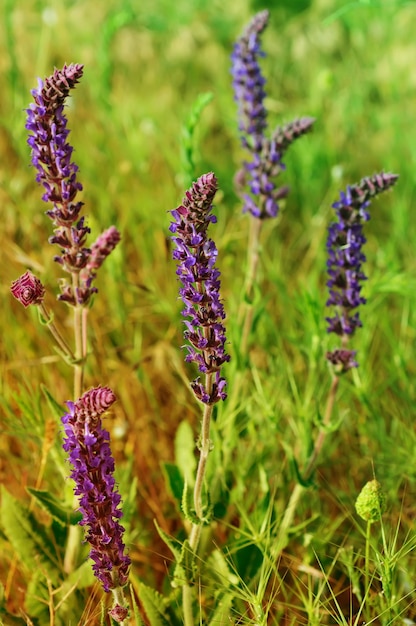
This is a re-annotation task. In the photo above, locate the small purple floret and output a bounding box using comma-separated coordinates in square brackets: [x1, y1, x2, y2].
[61, 387, 131, 592]
[170, 173, 230, 404]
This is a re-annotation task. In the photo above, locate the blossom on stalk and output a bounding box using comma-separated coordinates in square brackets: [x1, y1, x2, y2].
[170, 173, 230, 404]
[231, 9, 269, 150]
[326, 172, 398, 370]
[231, 12, 315, 219]
[10, 271, 46, 307]
[61, 387, 131, 594]
[26, 64, 120, 305]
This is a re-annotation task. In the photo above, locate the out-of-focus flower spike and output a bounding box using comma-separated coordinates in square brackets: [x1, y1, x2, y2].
[326, 171, 398, 369]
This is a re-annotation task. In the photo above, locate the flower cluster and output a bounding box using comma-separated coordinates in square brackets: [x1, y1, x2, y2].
[26, 64, 120, 305]
[170, 173, 230, 404]
[61, 387, 131, 593]
[326, 172, 398, 370]
[355, 480, 386, 523]
[231, 13, 315, 219]
[231, 9, 269, 151]
[10, 271, 45, 308]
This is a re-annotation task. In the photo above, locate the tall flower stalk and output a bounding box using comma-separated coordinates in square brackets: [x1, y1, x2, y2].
[274, 171, 398, 556]
[61, 387, 131, 624]
[170, 172, 230, 625]
[11, 64, 122, 576]
[231, 11, 315, 355]
[24, 63, 121, 398]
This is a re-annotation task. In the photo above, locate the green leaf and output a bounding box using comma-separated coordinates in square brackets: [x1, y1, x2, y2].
[0, 486, 61, 582]
[129, 584, 145, 625]
[66, 558, 96, 590]
[206, 550, 239, 587]
[207, 592, 234, 625]
[172, 539, 196, 588]
[153, 519, 181, 561]
[137, 582, 171, 626]
[161, 462, 184, 504]
[181, 481, 199, 525]
[174, 420, 196, 485]
[40, 384, 65, 422]
[25, 570, 51, 623]
[180, 91, 213, 186]
[26, 487, 82, 526]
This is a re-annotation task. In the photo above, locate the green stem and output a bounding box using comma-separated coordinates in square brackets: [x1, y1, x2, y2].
[64, 275, 88, 574]
[183, 377, 214, 625]
[273, 375, 340, 558]
[363, 520, 372, 623]
[38, 302, 76, 363]
[239, 216, 263, 356]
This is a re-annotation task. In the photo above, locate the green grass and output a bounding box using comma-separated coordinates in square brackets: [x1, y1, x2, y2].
[1, 0, 416, 624]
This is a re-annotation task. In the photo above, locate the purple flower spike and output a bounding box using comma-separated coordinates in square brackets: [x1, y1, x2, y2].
[26, 64, 84, 227]
[61, 387, 131, 592]
[326, 172, 398, 370]
[170, 173, 230, 404]
[231, 10, 269, 150]
[11, 271, 46, 307]
[26, 64, 119, 306]
[231, 14, 315, 219]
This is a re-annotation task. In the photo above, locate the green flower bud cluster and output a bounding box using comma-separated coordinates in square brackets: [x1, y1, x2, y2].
[355, 480, 386, 523]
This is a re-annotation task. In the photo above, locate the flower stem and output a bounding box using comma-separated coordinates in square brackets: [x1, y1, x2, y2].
[183, 379, 215, 625]
[64, 277, 88, 574]
[273, 375, 340, 557]
[38, 302, 76, 363]
[364, 520, 372, 619]
[239, 216, 263, 356]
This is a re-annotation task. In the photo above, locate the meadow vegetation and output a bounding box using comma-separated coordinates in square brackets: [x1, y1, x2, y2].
[0, 0, 415, 624]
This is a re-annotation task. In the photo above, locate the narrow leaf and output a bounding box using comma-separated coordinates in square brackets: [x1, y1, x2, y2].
[153, 519, 181, 561]
[207, 592, 234, 625]
[161, 462, 184, 504]
[0, 487, 61, 582]
[26, 487, 82, 526]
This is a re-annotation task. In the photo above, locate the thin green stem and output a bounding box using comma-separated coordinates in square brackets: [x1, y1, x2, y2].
[273, 375, 340, 558]
[192, 400, 214, 524]
[302, 374, 340, 481]
[239, 216, 263, 356]
[38, 302, 76, 363]
[364, 520, 372, 623]
[183, 376, 214, 625]
[64, 274, 88, 574]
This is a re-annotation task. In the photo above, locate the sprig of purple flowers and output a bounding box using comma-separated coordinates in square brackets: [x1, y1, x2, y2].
[61, 387, 130, 619]
[326, 172, 398, 371]
[170, 172, 230, 404]
[231, 11, 315, 219]
[25, 64, 120, 306]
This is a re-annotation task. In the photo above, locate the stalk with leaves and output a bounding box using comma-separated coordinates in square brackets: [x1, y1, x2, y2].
[274, 172, 398, 556]
[9, 64, 129, 618]
[170, 172, 230, 625]
[231, 10, 315, 355]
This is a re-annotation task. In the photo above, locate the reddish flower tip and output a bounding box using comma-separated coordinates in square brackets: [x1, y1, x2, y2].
[11, 271, 45, 307]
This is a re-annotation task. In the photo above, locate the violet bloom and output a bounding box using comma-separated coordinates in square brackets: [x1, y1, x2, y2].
[231, 12, 315, 219]
[170, 173, 230, 404]
[326, 172, 398, 371]
[26, 64, 120, 305]
[10, 271, 45, 307]
[61, 387, 131, 593]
